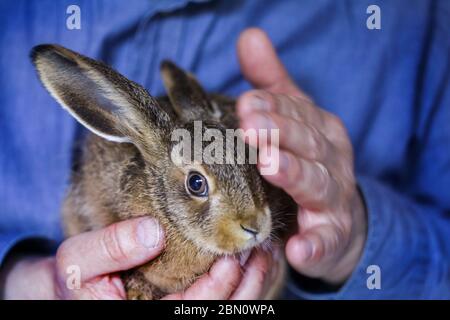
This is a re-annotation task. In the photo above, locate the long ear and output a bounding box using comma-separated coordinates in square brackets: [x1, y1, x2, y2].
[31, 44, 172, 145]
[160, 61, 217, 121]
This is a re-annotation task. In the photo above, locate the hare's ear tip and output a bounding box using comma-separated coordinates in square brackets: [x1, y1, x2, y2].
[30, 44, 62, 64]
[160, 60, 181, 87]
[160, 59, 175, 69]
[160, 60, 180, 75]
[162, 60, 189, 74]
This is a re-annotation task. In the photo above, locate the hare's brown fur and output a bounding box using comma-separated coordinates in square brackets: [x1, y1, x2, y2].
[62, 104, 236, 299]
[31, 44, 296, 299]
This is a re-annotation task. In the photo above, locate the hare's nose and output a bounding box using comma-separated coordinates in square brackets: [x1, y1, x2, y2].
[240, 224, 259, 238]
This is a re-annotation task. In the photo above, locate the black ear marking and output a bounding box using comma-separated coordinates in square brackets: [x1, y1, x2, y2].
[160, 61, 214, 121]
[32, 45, 130, 141]
[31, 44, 173, 146]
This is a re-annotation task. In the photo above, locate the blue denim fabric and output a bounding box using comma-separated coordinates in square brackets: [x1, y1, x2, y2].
[0, 0, 449, 299]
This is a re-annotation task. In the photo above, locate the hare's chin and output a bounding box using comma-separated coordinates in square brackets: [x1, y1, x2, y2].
[195, 235, 269, 256]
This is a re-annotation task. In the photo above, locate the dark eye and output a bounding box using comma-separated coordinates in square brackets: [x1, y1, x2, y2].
[186, 172, 208, 197]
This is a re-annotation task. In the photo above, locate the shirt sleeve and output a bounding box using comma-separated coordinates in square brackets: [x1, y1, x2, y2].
[0, 232, 57, 267]
[285, 176, 450, 299]
[285, 2, 450, 299]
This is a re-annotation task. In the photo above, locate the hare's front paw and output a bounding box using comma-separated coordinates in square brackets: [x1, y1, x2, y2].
[126, 286, 153, 300]
[123, 271, 155, 300]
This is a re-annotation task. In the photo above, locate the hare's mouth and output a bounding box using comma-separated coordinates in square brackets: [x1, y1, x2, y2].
[202, 237, 270, 256]
[235, 238, 274, 265]
[198, 206, 272, 255]
[237, 249, 252, 265]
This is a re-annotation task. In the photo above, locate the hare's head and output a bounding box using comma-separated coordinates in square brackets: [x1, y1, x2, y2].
[31, 45, 282, 255]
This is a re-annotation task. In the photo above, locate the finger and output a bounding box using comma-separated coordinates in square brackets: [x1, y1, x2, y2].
[236, 90, 314, 125]
[56, 217, 164, 282]
[240, 111, 331, 162]
[258, 148, 338, 209]
[237, 91, 347, 148]
[73, 274, 127, 300]
[162, 257, 242, 300]
[230, 249, 271, 300]
[237, 28, 301, 96]
[285, 225, 347, 278]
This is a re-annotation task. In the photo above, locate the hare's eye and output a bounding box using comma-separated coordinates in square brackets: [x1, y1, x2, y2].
[186, 172, 208, 197]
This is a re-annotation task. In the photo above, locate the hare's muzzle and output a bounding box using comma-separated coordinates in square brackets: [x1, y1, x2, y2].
[234, 205, 272, 250]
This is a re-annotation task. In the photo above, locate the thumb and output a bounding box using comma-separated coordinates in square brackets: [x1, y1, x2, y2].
[56, 217, 165, 282]
[237, 28, 300, 96]
[285, 224, 346, 282]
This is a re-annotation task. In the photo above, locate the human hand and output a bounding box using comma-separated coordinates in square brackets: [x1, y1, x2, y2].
[1, 216, 281, 299]
[1, 217, 164, 299]
[164, 247, 283, 300]
[236, 28, 367, 284]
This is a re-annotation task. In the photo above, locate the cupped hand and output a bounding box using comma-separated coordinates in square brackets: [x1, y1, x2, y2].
[236, 28, 367, 284]
[163, 247, 282, 300]
[1, 217, 164, 299]
[1, 216, 280, 299]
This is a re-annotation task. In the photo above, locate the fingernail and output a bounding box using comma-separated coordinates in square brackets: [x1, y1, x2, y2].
[302, 241, 314, 261]
[137, 218, 162, 248]
[250, 95, 270, 112]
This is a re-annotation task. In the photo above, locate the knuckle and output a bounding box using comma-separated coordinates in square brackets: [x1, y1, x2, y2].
[339, 216, 353, 244]
[290, 95, 305, 107]
[279, 94, 299, 114]
[314, 178, 329, 202]
[265, 92, 279, 110]
[286, 96, 308, 120]
[312, 240, 325, 261]
[311, 163, 328, 191]
[329, 115, 346, 133]
[100, 224, 129, 265]
[284, 95, 297, 109]
[328, 233, 340, 254]
[318, 225, 345, 258]
[307, 128, 323, 159]
[330, 228, 345, 253]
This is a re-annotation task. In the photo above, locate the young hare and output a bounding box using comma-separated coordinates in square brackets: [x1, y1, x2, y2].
[31, 44, 296, 299]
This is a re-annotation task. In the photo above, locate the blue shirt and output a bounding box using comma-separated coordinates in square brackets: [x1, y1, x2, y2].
[0, 0, 449, 299]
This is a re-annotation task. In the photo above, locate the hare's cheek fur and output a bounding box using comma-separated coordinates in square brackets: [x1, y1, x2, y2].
[31, 45, 291, 299]
[168, 198, 272, 255]
[164, 165, 272, 255]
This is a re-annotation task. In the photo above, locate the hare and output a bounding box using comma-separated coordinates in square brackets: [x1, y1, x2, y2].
[31, 44, 296, 299]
